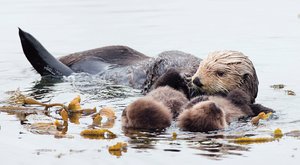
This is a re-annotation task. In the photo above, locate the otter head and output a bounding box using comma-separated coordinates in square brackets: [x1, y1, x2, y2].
[177, 101, 227, 132]
[191, 50, 258, 103]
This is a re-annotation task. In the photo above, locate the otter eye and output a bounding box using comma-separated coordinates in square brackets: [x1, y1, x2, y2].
[216, 70, 225, 77]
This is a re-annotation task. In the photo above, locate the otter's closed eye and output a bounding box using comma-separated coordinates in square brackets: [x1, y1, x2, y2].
[216, 70, 225, 77]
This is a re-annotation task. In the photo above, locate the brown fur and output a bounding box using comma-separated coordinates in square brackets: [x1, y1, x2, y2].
[178, 89, 255, 132]
[122, 97, 172, 130]
[147, 86, 188, 118]
[177, 101, 227, 132]
[191, 50, 258, 103]
[122, 86, 188, 130]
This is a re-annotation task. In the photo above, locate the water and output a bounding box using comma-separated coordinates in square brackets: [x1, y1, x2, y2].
[1, 0, 300, 164]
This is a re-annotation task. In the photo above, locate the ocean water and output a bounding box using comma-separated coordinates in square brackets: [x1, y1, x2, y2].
[0, 0, 300, 164]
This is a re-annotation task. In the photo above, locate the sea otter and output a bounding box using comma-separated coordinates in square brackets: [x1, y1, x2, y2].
[122, 69, 189, 130]
[177, 89, 274, 132]
[191, 50, 258, 103]
[122, 86, 189, 130]
[18, 28, 201, 90]
[19, 28, 260, 103]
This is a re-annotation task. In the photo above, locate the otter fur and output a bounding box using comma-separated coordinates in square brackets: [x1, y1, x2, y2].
[122, 69, 189, 130]
[191, 50, 258, 103]
[122, 86, 188, 130]
[177, 89, 273, 132]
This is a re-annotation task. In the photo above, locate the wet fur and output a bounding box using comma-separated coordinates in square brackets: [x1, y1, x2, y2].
[178, 89, 272, 132]
[122, 97, 172, 130]
[122, 86, 188, 130]
[191, 51, 258, 103]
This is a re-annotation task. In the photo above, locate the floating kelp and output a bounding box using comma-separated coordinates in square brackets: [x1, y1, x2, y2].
[26, 119, 71, 138]
[270, 84, 296, 96]
[26, 122, 58, 135]
[68, 95, 82, 111]
[6, 88, 27, 105]
[108, 142, 127, 157]
[92, 114, 102, 126]
[251, 112, 272, 125]
[80, 129, 117, 139]
[172, 132, 177, 140]
[99, 107, 116, 120]
[231, 128, 283, 145]
[273, 128, 283, 138]
[90, 107, 116, 128]
[0, 106, 45, 113]
[232, 137, 275, 145]
[270, 84, 285, 89]
[284, 90, 296, 96]
[60, 109, 68, 122]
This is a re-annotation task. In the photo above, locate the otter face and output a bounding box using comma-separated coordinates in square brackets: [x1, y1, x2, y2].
[177, 101, 227, 132]
[191, 50, 258, 103]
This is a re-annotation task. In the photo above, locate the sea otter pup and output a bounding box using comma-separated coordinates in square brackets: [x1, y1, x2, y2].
[122, 70, 189, 130]
[122, 86, 188, 130]
[191, 50, 258, 103]
[177, 89, 274, 132]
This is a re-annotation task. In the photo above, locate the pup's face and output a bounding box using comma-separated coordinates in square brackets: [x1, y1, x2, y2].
[178, 101, 227, 132]
[191, 51, 258, 102]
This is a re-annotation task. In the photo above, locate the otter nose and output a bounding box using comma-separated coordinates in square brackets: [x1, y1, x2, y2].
[192, 77, 203, 88]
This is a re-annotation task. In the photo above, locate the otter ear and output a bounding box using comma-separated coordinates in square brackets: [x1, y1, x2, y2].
[227, 89, 251, 105]
[243, 73, 250, 81]
[242, 72, 258, 103]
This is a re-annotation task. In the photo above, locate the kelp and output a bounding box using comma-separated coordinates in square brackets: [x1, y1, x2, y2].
[285, 90, 296, 96]
[68, 95, 82, 111]
[99, 107, 116, 120]
[270, 84, 285, 89]
[231, 128, 283, 145]
[80, 129, 117, 139]
[91, 107, 116, 128]
[26, 120, 71, 138]
[251, 112, 273, 125]
[108, 142, 127, 157]
[270, 84, 296, 96]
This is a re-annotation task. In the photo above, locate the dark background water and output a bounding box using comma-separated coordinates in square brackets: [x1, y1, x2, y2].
[0, 0, 300, 164]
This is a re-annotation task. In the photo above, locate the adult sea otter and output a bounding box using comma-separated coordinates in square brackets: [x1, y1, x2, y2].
[18, 28, 201, 91]
[19, 28, 260, 103]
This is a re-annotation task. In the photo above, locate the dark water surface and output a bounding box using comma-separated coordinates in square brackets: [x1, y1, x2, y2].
[1, 0, 300, 164]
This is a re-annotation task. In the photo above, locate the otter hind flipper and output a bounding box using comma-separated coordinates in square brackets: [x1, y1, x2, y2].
[18, 28, 74, 77]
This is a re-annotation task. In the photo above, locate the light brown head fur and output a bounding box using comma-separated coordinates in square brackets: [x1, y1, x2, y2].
[177, 101, 227, 132]
[191, 50, 258, 103]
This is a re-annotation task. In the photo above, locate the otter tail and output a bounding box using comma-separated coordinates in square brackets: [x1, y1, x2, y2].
[18, 28, 74, 77]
